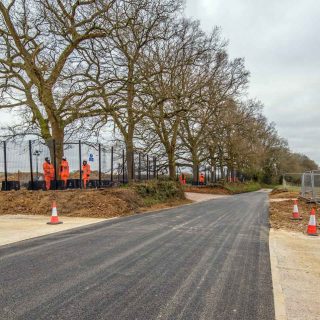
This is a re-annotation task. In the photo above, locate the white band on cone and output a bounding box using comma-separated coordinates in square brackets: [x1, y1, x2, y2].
[52, 208, 58, 217]
[309, 215, 316, 226]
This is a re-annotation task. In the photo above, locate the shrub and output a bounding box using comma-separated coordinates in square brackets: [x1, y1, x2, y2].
[134, 179, 185, 202]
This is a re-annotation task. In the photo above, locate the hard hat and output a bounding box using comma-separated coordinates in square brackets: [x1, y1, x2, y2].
[62, 156, 66, 160]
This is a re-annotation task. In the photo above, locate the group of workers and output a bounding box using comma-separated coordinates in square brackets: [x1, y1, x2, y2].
[42, 157, 91, 190]
[179, 173, 205, 185]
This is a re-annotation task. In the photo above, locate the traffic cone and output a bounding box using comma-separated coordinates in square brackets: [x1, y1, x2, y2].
[290, 199, 302, 220]
[307, 208, 318, 236]
[47, 201, 63, 225]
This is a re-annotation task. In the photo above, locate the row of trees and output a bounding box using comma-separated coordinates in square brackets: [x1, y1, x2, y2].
[0, 0, 318, 183]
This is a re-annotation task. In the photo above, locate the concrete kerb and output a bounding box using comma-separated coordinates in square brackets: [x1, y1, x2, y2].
[269, 229, 288, 320]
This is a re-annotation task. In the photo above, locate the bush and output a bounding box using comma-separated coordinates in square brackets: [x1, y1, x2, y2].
[134, 179, 185, 202]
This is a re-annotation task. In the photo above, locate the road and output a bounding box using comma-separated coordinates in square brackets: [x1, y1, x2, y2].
[0, 191, 274, 320]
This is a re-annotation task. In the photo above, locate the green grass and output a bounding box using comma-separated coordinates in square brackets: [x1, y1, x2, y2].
[224, 182, 262, 194]
[272, 184, 301, 192]
[133, 179, 185, 207]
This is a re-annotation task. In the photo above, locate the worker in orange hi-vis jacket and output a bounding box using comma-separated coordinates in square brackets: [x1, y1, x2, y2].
[199, 173, 205, 185]
[59, 156, 70, 187]
[43, 157, 55, 190]
[82, 160, 91, 188]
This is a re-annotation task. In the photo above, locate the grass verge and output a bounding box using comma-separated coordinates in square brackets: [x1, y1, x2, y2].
[184, 181, 262, 195]
[224, 182, 261, 194]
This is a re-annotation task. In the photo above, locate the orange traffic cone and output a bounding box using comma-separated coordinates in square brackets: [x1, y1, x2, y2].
[290, 199, 302, 220]
[47, 201, 63, 225]
[307, 208, 318, 236]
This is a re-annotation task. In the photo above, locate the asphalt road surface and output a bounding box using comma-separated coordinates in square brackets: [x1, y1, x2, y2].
[0, 191, 275, 320]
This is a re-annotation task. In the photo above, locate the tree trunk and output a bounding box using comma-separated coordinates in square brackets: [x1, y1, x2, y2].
[168, 152, 176, 180]
[220, 165, 224, 180]
[191, 149, 200, 183]
[125, 63, 135, 182]
[211, 165, 216, 183]
[126, 142, 134, 182]
[46, 126, 64, 180]
[192, 162, 199, 183]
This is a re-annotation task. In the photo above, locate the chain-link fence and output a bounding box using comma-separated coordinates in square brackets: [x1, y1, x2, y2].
[0, 140, 158, 191]
[301, 170, 320, 203]
[282, 173, 303, 189]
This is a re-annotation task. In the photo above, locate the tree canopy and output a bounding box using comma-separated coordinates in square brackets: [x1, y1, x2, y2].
[0, 0, 317, 182]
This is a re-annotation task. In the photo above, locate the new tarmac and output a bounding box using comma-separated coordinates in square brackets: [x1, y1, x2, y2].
[0, 191, 274, 320]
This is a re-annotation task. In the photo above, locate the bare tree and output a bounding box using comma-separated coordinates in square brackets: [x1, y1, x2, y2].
[90, 0, 182, 180]
[178, 50, 249, 181]
[138, 19, 214, 179]
[0, 0, 114, 161]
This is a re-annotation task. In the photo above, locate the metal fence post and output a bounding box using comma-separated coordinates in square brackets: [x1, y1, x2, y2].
[3, 141, 8, 190]
[28, 140, 34, 190]
[79, 140, 82, 189]
[153, 157, 156, 179]
[156, 158, 159, 179]
[197, 165, 199, 185]
[53, 139, 57, 190]
[147, 155, 149, 180]
[301, 173, 305, 197]
[122, 149, 125, 183]
[131, 151, 134, 181]
[138, 153, 141, 181]
[98, 144, 102, 187]
[311, 171, 316, 200]
[111, 146, 114, 182]
[204, 166, 207, 184]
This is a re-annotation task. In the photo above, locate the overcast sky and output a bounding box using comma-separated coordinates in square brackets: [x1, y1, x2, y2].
[1, 1, 319, 164]
[185, 0, 320, 165]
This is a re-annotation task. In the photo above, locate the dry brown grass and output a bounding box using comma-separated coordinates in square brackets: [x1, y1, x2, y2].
[0, 187, 190, 219]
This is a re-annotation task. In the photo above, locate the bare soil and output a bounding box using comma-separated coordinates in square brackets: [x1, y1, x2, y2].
[269, 190, 319, 233]
[269, 189, 301, 199]
[0, 188, 189, 219]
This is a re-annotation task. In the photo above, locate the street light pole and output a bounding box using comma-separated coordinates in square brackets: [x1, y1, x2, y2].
[33, 150, 41, 181]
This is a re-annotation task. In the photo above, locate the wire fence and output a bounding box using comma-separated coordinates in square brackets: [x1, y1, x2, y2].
[301, 170, 320, 203]
[282, 173, 303, 189]
[0, 140, 158, 191]
[176, 163, 242, 185]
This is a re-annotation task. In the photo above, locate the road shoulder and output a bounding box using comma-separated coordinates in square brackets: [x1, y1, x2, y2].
[184, 192, 230, 202]
[269, 229, 320, 320]
[0, 215, 108, 246]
